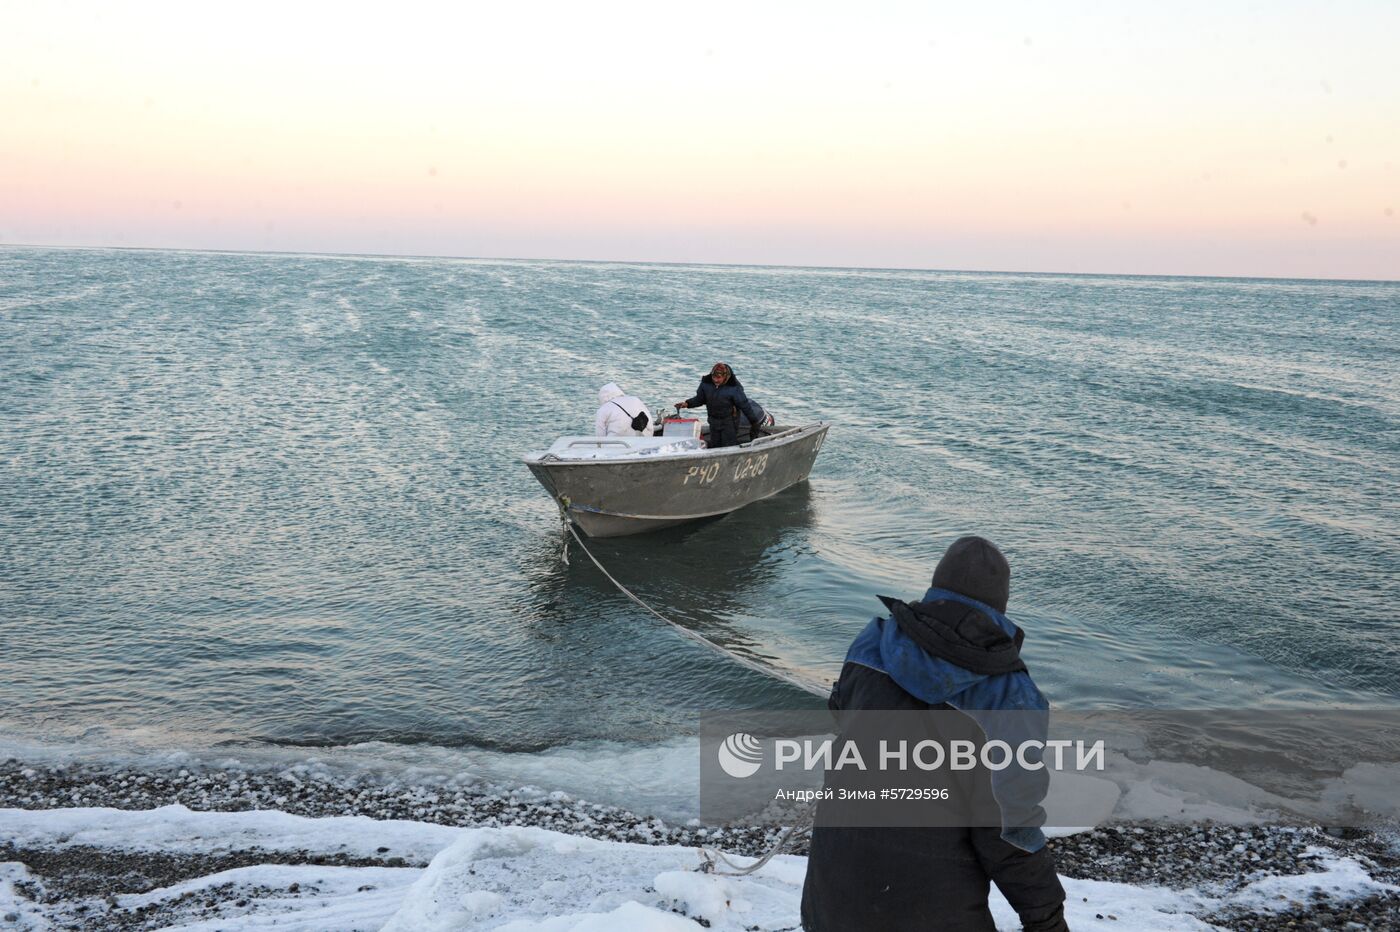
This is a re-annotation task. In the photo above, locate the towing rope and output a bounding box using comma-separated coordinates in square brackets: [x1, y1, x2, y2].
[557, 505, 827, 699]
[555, 503, 825, 874]
[700, 802, 818, 876]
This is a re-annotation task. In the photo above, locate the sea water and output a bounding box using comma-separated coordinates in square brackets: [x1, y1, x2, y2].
[1, 246, 1397, 803]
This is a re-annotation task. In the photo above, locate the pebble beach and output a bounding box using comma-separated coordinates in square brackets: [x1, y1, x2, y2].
[3, 756, 1398, 930]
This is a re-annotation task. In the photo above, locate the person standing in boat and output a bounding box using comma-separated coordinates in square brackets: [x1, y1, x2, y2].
[595, 382, 655, 437]
[675, 362, 765, 448]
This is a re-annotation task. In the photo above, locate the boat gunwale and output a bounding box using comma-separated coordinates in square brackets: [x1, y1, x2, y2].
[520, 420, 829, 467]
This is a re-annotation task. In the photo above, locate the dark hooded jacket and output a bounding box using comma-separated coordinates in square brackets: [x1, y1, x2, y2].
[683, 372, 765, 433]
[800, 587, 1068, 932]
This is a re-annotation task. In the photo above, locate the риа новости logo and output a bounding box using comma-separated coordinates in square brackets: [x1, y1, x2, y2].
[717, 732, 764, 778]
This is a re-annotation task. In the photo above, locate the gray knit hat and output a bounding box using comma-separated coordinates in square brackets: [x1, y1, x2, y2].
[931, 536, 1011, 613]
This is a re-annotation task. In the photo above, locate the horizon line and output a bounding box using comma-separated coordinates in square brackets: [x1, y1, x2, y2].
[2, 239, 1396, 287]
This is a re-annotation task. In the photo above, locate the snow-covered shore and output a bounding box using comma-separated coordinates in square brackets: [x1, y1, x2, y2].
[2, 758, 1398, 931]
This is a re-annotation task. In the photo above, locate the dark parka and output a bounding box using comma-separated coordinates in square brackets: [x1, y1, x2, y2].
[800, 583, 1069, 932]
[682, 372, 765, 448]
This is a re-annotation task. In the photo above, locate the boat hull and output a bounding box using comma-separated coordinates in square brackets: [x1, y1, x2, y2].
[525, 423, 829, 537]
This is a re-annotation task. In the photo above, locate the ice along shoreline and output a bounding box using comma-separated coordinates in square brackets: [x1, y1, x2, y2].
[1, 756, 1398, 930]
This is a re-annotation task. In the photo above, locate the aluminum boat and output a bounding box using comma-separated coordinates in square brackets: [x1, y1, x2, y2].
[523, 421, 830, 537]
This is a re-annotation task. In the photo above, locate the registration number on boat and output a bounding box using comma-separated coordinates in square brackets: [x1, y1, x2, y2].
[684, 453, 768, 485]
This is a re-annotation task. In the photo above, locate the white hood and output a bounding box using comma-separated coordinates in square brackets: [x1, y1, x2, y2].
[597, 382, 624, 404]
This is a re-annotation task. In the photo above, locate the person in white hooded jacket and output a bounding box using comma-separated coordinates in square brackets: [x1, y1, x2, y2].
[595, 382, 655, 437]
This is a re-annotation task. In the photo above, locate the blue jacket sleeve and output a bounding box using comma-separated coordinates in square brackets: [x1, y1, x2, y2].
[952, 674, 1051, 853]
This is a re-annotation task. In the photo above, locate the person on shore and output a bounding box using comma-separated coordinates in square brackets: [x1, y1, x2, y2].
[595, 382, 654, 437]
[675, 362, 765, 448]
[800, 536, 1069, 932]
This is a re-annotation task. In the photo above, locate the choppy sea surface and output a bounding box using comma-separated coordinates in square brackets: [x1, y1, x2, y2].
[1, 246, 1397, 803]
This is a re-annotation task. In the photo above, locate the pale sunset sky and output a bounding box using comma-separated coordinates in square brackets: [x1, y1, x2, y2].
[3, 0, 1397, 279]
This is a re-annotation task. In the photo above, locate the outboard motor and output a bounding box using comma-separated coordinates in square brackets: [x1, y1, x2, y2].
[742, 402, 776, 441]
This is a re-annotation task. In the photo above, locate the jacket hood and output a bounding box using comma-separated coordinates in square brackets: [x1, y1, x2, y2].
[847, 587, 1039, 708]
[598, 382, 624, 404]
[878, 594, 1026, 676]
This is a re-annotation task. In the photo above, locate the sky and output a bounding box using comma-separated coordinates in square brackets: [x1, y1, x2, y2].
[2, 0, 1397, 279]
